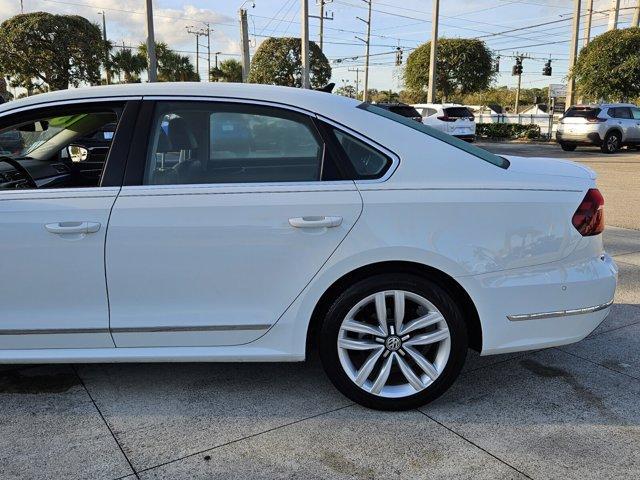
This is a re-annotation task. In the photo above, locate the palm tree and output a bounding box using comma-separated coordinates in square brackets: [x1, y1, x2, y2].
[110, 48, 146, 84]
[209, 59, 242, 82]
[138, 42, 199, 82]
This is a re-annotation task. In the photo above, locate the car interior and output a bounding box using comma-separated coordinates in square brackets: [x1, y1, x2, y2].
[145, 109, 324, 185]
[0, 109, 119, 190]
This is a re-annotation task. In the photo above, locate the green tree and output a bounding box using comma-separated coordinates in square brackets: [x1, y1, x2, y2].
[210, 59, 243, 82]
[139, 42, 199, 82]
[0, 12, 105, 91]
[572, 27, 640, 102]
[110, 48, 146, 83]
[335, 84, 357, 98]
[248, 37, 331, 88]
[404, 38, 494, 101]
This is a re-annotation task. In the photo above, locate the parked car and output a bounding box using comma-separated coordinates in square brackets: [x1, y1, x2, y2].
[413, 103, 476, 142]
[0, 83, 617, 410]
[373, 102, 422, 122]
[556, 103, 640, 153]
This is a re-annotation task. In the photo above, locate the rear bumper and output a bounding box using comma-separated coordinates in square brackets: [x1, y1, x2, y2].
[458, 251, 618, 355]
[454, 134, 476, 142]
[556, 131, 603, 145]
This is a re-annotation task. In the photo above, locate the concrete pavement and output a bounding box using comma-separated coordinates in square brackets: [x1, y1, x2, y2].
[0, 227, 638, 479]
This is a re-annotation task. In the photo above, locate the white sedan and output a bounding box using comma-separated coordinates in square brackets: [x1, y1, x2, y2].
[0, 83, 617, 410]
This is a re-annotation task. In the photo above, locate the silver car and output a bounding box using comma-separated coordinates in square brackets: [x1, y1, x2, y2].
[556, 103, 640, 153]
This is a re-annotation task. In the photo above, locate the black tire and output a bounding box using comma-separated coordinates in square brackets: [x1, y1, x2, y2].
[601, 131, 621, 154]
[318, 273, 468, 411]
[560, 142, 577, 152]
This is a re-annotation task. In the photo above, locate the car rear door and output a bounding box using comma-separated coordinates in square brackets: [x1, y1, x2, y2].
[106, 100, 363, 347]
[0, 100, 139, 350]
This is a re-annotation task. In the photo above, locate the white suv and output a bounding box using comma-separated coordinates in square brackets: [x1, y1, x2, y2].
[412, 103, 476, 142]
[556, 103, 640, 153]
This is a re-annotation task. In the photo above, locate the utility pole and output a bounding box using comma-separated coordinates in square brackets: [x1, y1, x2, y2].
[20, 0, 23, 14]
[427, 0, 440, 103]
[633, 0, 640, 27]
[215, 52, 222, 69]
[513, 56, 524, 114]
[301, 0, 310, 89]
[145, 0, 158, 82]
[356, 0, 372, 101]
[205, 24, 212, 82]
[608, 0, 620, 30]
[348, 67, 363, 98]
[583, 0, 593, 47]
[186, 27, 201, 80]
[99, 11, 111, 85]
[566, 0, 581, 110]
[239, 8, 250, 82]
[313, 0, 333, 51]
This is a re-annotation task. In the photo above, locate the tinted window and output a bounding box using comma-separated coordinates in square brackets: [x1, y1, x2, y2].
[565, 107, 601, 119]
[332, 128, 391, 178]
[610, 107, 632, 119]
[443, 107, 473, 119]
[358, 103, 509, 169]
[388, 105, 421, 118]
[632, 108, 640, 120]
[144, 102, 324, 185]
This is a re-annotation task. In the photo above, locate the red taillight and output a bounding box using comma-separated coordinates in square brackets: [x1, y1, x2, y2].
[437, 116, 456, 122]
[587, 117, 606, 123]
[572, 188, 605, 236]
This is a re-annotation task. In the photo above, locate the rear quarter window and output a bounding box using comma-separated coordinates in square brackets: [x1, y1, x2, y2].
[358, 103, 509, 169]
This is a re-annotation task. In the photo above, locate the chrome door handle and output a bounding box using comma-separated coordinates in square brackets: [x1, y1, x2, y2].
[288, 216, 343, 229]
[45, 222, 101, 234]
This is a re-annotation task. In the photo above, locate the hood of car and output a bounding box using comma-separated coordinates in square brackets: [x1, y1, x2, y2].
[503, 155, 596, 180]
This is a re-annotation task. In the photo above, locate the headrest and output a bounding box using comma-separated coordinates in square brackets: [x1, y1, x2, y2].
[161, 117, 198, 152]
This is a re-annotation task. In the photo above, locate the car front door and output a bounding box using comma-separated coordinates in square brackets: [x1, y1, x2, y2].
[0, 100, 139, 350]
[106, 100, 363, 347]
[629, 107, 640, 143]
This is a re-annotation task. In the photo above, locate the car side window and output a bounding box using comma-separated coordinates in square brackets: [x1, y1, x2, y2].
[144, 102, 326, 185]
[426, 108, 438, 116]
[610, 107, 632, 119]
[331, 128, 391, 179]
[632, 108, 640, 120]
[0, 107, 121, 190]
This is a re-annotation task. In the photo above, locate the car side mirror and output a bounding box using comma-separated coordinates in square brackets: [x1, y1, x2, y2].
[68, 145, 89, 162]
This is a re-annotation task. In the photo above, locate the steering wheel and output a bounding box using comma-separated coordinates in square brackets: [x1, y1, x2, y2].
[0, 156, 38, 189]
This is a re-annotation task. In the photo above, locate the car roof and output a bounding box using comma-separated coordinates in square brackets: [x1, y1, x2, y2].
[0, 82, 362, 117]
[572, 103, 637, 108]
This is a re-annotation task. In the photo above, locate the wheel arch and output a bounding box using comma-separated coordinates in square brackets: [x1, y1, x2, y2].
[306, 260, 483, 353]
[605, 127, 623, 139]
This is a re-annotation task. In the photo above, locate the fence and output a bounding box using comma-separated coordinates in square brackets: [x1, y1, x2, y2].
[476, 113, 559, 139]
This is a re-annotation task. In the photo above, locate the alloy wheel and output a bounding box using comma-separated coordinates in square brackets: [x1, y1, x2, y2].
[337, 290, 451, 398]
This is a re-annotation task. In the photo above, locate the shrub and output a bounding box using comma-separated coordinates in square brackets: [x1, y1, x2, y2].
[476, 123, 540, 139]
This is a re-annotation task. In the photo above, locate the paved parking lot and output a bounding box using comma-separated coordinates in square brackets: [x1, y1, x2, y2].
[1, 144, 639, 480]
[479, 141, 640, 230]
[0, 226, 638, 480]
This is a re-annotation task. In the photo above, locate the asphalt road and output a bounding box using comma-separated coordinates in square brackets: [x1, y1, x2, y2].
[478, 141, 640, 230]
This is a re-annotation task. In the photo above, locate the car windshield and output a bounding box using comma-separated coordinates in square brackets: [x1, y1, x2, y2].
[564, 107, 601, 119]
[386, 105, 421, 118]
[443, 107, 474, 119]
[358, 103, 509, 169]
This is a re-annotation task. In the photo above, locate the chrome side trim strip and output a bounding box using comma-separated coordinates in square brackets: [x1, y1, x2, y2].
[0, 328, 111, 336]
[0, 325, 272, 335]
[111, 324, 272, 333]
[507, 299, 614, 322]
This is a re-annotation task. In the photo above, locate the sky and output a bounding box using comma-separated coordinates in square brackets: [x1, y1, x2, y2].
[1, 0, 638, 91]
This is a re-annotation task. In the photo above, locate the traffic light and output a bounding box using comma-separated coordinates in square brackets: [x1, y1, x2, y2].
[543, 59, 552, 76]
[512, 57, 523, 76]
[493, 56, 500, 73]
[395, 47, 403, 66]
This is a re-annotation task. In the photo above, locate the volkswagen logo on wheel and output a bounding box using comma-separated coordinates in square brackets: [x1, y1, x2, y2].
[384, 335, 402, 352]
